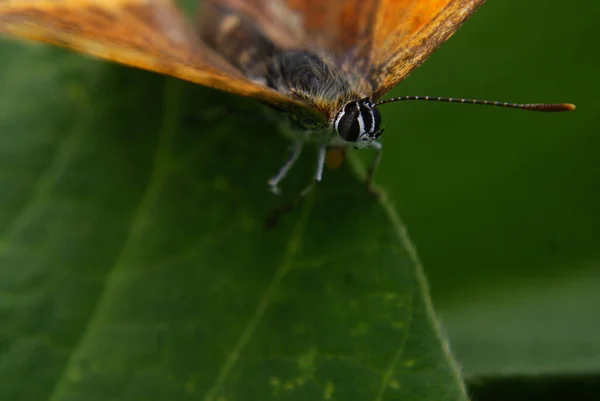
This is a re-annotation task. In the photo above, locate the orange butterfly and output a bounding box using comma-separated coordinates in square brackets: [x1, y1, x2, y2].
[0, 0, 574, 194]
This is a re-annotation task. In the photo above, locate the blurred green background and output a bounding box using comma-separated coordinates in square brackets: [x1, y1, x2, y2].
[374, 0, 600, 379]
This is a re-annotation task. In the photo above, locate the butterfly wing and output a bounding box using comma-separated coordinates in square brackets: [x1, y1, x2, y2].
[0, 0, 308, 108]
[368, 0, 486, 98]
[202, 0, 485, 99]
[200, 0, 378, 72]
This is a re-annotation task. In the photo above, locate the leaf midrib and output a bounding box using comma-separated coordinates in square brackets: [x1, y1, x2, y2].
[202, 193, 315, 401]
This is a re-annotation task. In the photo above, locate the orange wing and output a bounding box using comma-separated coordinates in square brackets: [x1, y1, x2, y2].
[0, 0, 308, 109]
[369, 0, 486, 98]
[202, 0, 484, 98]
[200, 0, 379, 73]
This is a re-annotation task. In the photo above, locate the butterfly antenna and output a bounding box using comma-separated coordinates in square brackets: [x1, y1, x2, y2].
[374, 96, 576, 112]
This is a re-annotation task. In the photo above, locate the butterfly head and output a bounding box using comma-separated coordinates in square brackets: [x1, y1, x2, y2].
[333, 98, 383, 149]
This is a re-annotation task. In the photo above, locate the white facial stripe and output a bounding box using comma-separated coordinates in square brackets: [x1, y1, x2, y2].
[368, 107, 376, 134]
[355, 102, 365, 135]
[334, 109, 345, 132]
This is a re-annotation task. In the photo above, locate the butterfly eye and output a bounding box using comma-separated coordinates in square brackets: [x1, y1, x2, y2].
[334, 100, 382, 144]
[334, 102, 361, 142]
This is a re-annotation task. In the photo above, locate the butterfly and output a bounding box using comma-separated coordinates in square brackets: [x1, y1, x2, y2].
[0, 0, 574, 195]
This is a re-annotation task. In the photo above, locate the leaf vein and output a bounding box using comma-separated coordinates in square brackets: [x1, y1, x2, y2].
[46, 78, 181, 401]
[203, 197, 314, 401]
[346, 152, 468, 401]
[373, 285, 415, 401]
[0, 107, 86, 243]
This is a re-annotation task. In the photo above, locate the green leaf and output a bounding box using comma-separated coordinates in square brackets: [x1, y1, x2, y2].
[0, 41, 467, 400]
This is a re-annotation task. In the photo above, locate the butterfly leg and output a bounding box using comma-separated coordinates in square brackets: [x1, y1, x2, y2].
[300, 145, 327, 197]
[365, 141, 383, 189]
[268, 139, 304, 195]
[265, 145, 327, 228]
